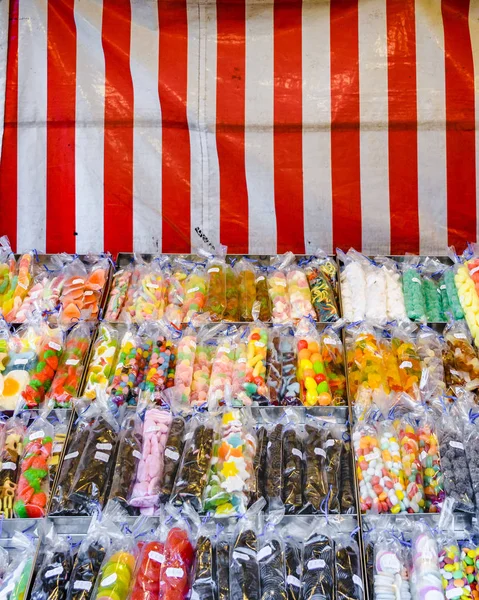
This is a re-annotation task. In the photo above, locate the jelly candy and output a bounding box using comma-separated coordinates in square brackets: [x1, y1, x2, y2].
[84, 323, 119, 400]
[174, 330, 197, 404]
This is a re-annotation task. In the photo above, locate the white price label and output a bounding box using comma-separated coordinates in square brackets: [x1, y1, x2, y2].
[53, 444, 63, 454]
[29, 430, 45, 441]
[149, 551, 165, 563]
[399, 361, 412, 369]
[96, 443, 112, 451]
[286, 575, 301, 588]
[237, 357, 247, 363]
[72, 278, 85, 285]
[323, 337, 336, 345]
[133, 450, 142, 460]
[276, 279, 287, 287]
[324, 439, 335, 448]
[45, 566, 63, 579]
[101, 574, 117, 587]
[147, 283, 159, 289]
[255, 276, 265, 283]
[49, 341, 61, 351]
[308, 559, 325, 570]
[184, 432, 194, 441]
[165, 568, 184, 578]
[353, 575, 364, 590]
[314, 448, 326, 458]
[64, 451, 79, 461]
[65, 358, 80, 366]
[454, 333, 467, 339]
[233, 551, 250, 561]
[257, 546, 272, 561]
[411, 277, 421, 284]
[1, 462, 16, 471]
[17, 281, 28, 290]
[84, 290, 94, 296]
[74, 581, 92, 591]
[14, 358, 28, 365]
[208, 267, 220, 273]
[94, 451, 110, 463]
[254, 341, 265, 347]
[470, 266, 479, 276]
[450, 440, 464, 450]
[292, 448, 303, 459]
[187, 287, 199, 294]
[164, 448, 180, 461]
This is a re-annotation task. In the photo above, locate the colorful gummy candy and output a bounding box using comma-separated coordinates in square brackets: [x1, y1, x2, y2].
[205, 254, 227, 322]
[296, 334, 332, 406]
[127, 261, 167, 323]
[416, 326, 446, 399]
[397, 420, 425, 513]
[46, 321, 91, 408]
[159, 526, 195, 600]
[417, 417, 444, 512]
[454, 260, 479, 346]
[59, 257, 108, 324]
[104, 267, 132, 321]
[267, 267, 291, 324]
[286, 261, 315, 322]
[13, 419, 53, 518]
[108, 331, 151, 406]
[141, 330, 173, 396]
[15, 270, 65, 324]
[224, 265, 240, 321]
[391, 329, 422, 401]
[182, 265, 207, 323]
[231, 335, 248, 405]
[254, 269, 271, 322]
[130, 540, 164, 600]
[303, 254, 339, 322]
[242, 326, 269, 402]
[21, 326, 63, 408]
[443, 322, 479, 390]
[377, 420, 407, 514]
[320, 329, 346, 405]
[207, 335, 236, 410]
[237, 259, 257, 321]
[130, 408, 172, 511]
[84, 323, 119, 399]
[94, 550, 137, 600]
[189, 337, 214, 406]
[0, 418, 25, 518]
[164, 260, 188, 327]
[203, 409, 256, 517]
[174, 331, 197, 404]
[0, 328, 37, 411]
[3, 253, 34, 323]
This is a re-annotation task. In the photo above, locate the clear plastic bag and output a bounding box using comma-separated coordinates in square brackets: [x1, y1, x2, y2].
[159, 415, 186, 504]
[0, 532, 36, 600]
[373, 528, 411, 600]
[128, 258, 168, 324]
[203, 246, 227, 322]
[454, 391, 479, 512]
[182, 262, 207, 324]
[30, 522, 74, 600]
[173, 327, 197, 405]
[206, 329, 237, 411]
[258, 519, 287, 600]
[283, 531, 302, 600]
[302, 525, 335, 600]
[83, 323, 120, 400]
[267, 253, 293, 324]
[170, 412, 214, 511]
[375, 256, 407, 322]
[443, 319, 479, 391]
[3, 252, 34, 323]
[0, 415, 27, 518]
[390, 324, 422, 403]
[190, 520, 215, 600]
[410, 521, 442, 600]
[319, 325, 347, 406]
[281, 423, 303, 515]
[230, 499, 264, 600]
[303, 250, 339, 323]
[47, 411, 70, 488]
[337, 248, 367, 322]
[416, 407, 444, 512]
[401, 255, 427, 322]
[284, 253, 315, 322]
[335, 533, 364, 600]
[13, 416, 54, 518]
[421, 257, 447, 322]
[236, 258, 258, 322]
[239, 323, 269, 405]
[266, 326, 300, 407]
[104, 263, 134, 322]
[416, 325, 446, 401]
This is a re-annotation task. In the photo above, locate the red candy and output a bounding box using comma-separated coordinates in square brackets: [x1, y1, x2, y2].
[159, 528, 194, 600]
[131, 541, 164, 600]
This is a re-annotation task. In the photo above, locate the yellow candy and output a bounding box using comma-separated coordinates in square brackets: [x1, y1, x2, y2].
[305, 390, 317, 405]
[305, 377, 317, 391]
[300, 359, 313, 370]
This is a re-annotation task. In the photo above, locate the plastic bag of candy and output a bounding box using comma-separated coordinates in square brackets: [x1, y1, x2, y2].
[2, 252, 34, 323]
[302, 521, 336, 600]
[372, 526, 412, 600]
[266, 325, 299, 406]
[267, 253, 294, 324]
[443, 319, 479, 392]
[163, 257, 190, 328]
[182, 262, 207, 324]
[46, 321, 93, 408]
[283, 253, 315, 322]
[202, 246, 227, 322]
[257, 515, 288, 600]
[230, 498, 265, 600]
[421, 257, 447, 322]
[236, 323, 269, 406]
[410, 521, 443, 600]
[440, 263, 464, 321]
[449, 246, 479, 346]
[47, 411, 69, 488]
[189, 326, 221, 407]
[206, 327, 238, 411]
[190, 520, 216, 600]
[83, 322, 120, 400]
[416, 324, 446, 401]
[127, 257, 168, 324]
[236, 258, 258, 322]
[337, 248, 368, 322]
[302, 250, 340, 322]
[203, 406, 256, 517]
[281, 417, 303, 515]
[401, 255, 427, 322]
[30, 521, 74, 600]
[223, 263, 240, 322]
[0, 237, 16, 313]
[319, 324, 347, 405]
[0, 531, 36, 600]
[0, 415, 27, 518]
[416, 406, 444, 513]
[454, 390, 479, 512]
[296, 317, 333, 406]
[170, 411, 215, 511]
[375, 256, 408, 322]
[173, 327, 197, 406]
[104, 262, 135, 322]
[390, 324, 422, 403]
[158, 414, 186, 504]
[13, 416, 54, 518]
[106, 411, 142, 516]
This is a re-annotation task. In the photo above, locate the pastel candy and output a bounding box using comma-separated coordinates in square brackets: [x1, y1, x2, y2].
[207, 339, 236, 410]
[174, 334, 197, 404]
[267, 271, 291, 324]
[340, 259, 366, 322]
[286, 268, 315, 322]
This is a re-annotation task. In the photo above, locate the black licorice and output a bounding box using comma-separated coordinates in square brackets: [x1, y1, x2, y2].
[339, 440, 355, 514]
[65, 540, 106, 600]
[285, 539, 302, 600]
[159, 416, 185, 503]
[335, 542, 363, 600]
[217, 539, 230, 600]
[266, 424, 284, 509]
[190, 535, 215, 600]
[230, 529, 260, 600]
[282, 428, 303, 514]
[321, 429, 341, 514]
[303, 424, 328, 513]
[31, 548, 73, 600]
[259, 537, 287, 600]
[250, 426, 268, 506]
[302, 533, 335, 600]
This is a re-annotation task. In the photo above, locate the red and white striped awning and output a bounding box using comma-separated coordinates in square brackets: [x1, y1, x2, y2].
[0, 0, 477, 257]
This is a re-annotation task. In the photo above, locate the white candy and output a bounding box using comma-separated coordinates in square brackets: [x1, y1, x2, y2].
[383, 265, 408, 321]
[365, 265, 388, 323]
[341, 260, 367, 321]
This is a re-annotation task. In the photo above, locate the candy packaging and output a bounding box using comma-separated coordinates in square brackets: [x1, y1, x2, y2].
[258, 522, 287, 600]
[224, 264, 240, 322]
[303, 251, 340, 322]
[230, 500, 263, 600]
[249, 425, 267, 506]
[204, 247, 227, 322]
[443, 320, 479, 392]
[267, 327, 300, 406]
[170, 413, 214, 511]
[410, 524, 443, 600]
[48, 413, 69, 488]
[284, 532, 302, 600]
[372, 529, 411, 600]
[451, 248, 479, 346]
[417, 408, 444, 512]
[217, 531, 230, 600]
[203, 407, 256, 517]
[375, 256, 408, 322]
[206, 329, 237, 411]
[159, 416, 186, 504]
[0, 532, 36, 600]
[106, 412, 142, 515]
[140, 321, 175, 400]
[83, 323, 120, 400]
[189, 327, 216, 407]
[401, 256, 427, 322]
[442, 265, 464, 321]
[158, 517, 195, 600]
[236, 259, 258, 322]
[254, 267, 271, 322]
[182, 263, 207, 323]
[190, 522, 215, 600]
[416, 325, 446, 400]
[284, 253, 315, 322]
[391, 325, 422, 403]
[30, 523, 73, 600]
[13, 417, 54, 518]
[302, 527, 335, 600]
[129, 533, 164, 600]
[122, 258, 167, 324]
[173, 328, 197, 405]
[104, 264, 133, 322]
[0, 416, 27, 518]
[338, 248, 367, 322]
[319, 326, 347, 405]
[267, 254, 293, 324]
[421, 257, 447, 322]
[0, 324, 37, 411]
[282, 424, 303, 514]
[296, 317, 332, 406]
[239, 324, 269, 405]
[163, 258, 189, 327]
[335, 534, 364, 600]
[3, 253, 34, 323]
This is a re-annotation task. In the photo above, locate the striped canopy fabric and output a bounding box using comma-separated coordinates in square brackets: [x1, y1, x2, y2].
[0, 0, 477, 257]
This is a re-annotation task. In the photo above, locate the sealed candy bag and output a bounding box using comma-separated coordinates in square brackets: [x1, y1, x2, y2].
[190, 522, 215, 600]
[391, 325, 422, 402]
[203, 407, 256, 517]
[236, 259, 258, 322]
[48, 413, 69, 488]
[107, 329, 149, 407]
[421, 257, 447, 322]
[401, 256, 427, 322]
[189, 330, 216, 407]
[203, 247, 227, 322]
[158, 517, 195, 600]
[452, 250, 479, 346]
[454, 392, 479, 511]
[267, 254, 293, 324]
[0, 325, 37, 411]
[170, 412, 214, 511]
[0, 238, 16, 314]
[320, 326, 347, 406]
[13, 417, 54, 518]
[335, 534, 364, 600]
[130, 406, 172, 511]
[127, 258, 167, 324]
[417, 409, 444, 512]
[206, 329, 237, 411]
[217, 531, 230, 600]
[303, 251, 340, 323]
[338, 248, 367, 322]
[373, 529, 411, 600]
[230, 499, 264, 600]
[104, 264, 133, 322]
[397, 416, 425, 513]
[21, 323, 64, 409]
[83, 323, 119, 400]
[163, 258, 189, 327]
[240, 324, 269, 405]
[438, 529, 473, 600]
[282, 425, 303, 514]
[284, 254, 315, 322]
[106, 412, 142, 515]
[129, 535, 164, 600]
[254, 267, 271, 322]
[92, 530, 138, 600]
[141, 323, 175, 399]
[30, 523, 74, 600]
[375, 256, 408, 322]
[266, 328, 299, 406]
[182, 263, 207, 323]
[0, 531, 36, 600]
[159, 416, 186, 504]
[46, 321, 92, 408]
[265, 422, 284, 511]
[258, 520, 287, 600]
[410, 523, 443, 600]
[416, 325, 446, 400]
[441, 265, 464, 320]
[302, 527, 335, 600]
[284, 532, 302, 600]
[443, 320, 479, 391]
[0, 416, 27, 518]
[224, 264, 240, 322]
[249, 426, 267, 506]
[173, 328, 197, 405]
[3, 253, 34, 323]
[296, 318, 332, 407]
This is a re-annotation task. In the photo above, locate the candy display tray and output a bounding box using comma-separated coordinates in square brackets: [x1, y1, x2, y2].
[111, 252, 343, 324]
